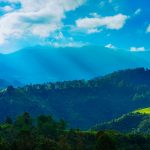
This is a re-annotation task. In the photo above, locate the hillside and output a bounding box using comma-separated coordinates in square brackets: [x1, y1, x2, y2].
[93, 108, 150, 134]
[0, 68, 150, 129]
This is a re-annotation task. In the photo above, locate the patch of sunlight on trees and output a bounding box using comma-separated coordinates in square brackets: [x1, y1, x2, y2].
[134, 108, 150, 115]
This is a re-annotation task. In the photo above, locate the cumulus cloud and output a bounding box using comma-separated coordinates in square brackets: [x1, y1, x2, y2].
[0, 0, 85, 44]
[105, 43, 116, 49]
[130, 47, 145, 52]
[76, 13, 128, 34]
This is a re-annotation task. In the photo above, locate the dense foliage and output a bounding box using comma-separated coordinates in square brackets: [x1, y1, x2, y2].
[1, 68, 150, 129]
[0, 113, 150, 150]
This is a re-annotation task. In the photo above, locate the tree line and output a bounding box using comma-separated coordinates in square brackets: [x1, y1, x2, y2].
[0, 113, 150, 149]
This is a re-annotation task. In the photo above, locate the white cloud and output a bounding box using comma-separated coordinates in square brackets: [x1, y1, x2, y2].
[105, 43, 116, 49]
[76, 13, 128, 34]
[146, 24, 150, 33]
[87, 28, 102, 34]
[50, 41, 87, 48]
[40, 30, 88, 48]
[55, 32, 64, 40]
[134, 8, 141, 15]
[48, 36, 87, 48]
[1, 6, 14, 12]
[130, 47, 145, 52]
[0, 0, 85, 44]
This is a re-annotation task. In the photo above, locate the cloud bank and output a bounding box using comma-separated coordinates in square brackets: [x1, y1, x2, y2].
[0, 0, 85, 44]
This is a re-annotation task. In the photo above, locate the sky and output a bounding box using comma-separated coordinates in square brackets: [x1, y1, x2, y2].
[0, 0, 149, 53]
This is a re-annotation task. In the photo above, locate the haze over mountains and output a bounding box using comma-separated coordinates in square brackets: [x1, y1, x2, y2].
[0, 46, 150, 84]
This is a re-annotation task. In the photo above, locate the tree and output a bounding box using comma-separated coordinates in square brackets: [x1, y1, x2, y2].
[0, 138, 9, 150]
[37, 137, 58, 150]
[7, 86, 14, 94]
[15, 112, 33, 129]
[58, 135, 71, 150]
[37, 115, 57, 138]
[58, 119, 67, 131]
[5, 116, 13, 124]
[96, 131, 117, 150]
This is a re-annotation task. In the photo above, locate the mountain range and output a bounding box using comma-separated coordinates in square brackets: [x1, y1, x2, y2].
[1, 46, 150, 83]
[0, 68, 150, 129]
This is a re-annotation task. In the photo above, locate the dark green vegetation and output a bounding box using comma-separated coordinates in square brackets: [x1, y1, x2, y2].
[1, 112, 150, 150]
[0, 68, 150, 149]
[1, 68, 150, 129]
[92, 110, 150, 134]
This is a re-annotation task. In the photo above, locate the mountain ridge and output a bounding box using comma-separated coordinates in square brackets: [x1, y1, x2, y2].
[0, 46, 150, 83]
[0, 68, 150, 129]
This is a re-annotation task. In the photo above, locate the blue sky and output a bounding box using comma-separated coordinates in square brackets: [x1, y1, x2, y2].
[0, 0, 149, 53]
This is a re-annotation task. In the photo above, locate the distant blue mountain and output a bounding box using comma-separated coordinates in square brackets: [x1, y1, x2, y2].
[0, 46, 150, 83]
